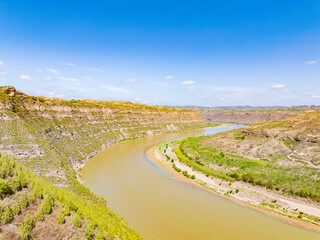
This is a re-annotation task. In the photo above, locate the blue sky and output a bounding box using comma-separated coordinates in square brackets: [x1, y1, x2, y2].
[0, 0, 320, 106]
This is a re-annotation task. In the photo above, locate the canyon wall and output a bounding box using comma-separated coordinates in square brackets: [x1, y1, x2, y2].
[0, 87, 205, 197]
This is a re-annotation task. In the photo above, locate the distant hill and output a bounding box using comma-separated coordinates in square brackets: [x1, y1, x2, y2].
[172, 105, 320, 124]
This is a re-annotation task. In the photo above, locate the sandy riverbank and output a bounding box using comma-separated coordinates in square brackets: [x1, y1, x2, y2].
[146, 143, 320, 233]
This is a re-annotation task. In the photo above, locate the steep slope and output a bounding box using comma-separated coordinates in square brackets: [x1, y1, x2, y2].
[0, 86, 205, 239]
[0, 153, 141, 239]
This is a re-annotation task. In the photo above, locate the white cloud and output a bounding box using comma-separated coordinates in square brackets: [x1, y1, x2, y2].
[181, 80, 195, 85]
[36, 69, 43, 72]
[84, 67, 106, 73]
[122, 78, 136, 84]
[311, 95, 320, 98]
[101, 85, 129, 93]
[43, 77, 52, 81]
[20, 75, 34, 80]
[84, 77, 93, 81]
[165, 75, 173, 80]
[0, 60, 4, 66]
[59, 76, 78, 82]
[134, 98, 142, 101]
[305, 60, 317, 64]
[0, 72, 8, 76]
[47, 68, 59, 73]
[63, 62, 76, 67]
[270, 84, 285, 89]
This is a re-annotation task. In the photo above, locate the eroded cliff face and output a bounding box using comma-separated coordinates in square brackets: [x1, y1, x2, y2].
[203, 111, 300, 124]
[182, 106, 319, 125]
[0, 87, 205, 189]
[202, 112, 320, 166]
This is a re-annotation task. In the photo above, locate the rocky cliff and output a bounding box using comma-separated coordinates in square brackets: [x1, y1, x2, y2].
[0, 87, 205, 200]
[181, 106, 319, 125]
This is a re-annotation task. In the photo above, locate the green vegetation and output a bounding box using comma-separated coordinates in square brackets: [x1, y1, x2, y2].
[205, 123, 221, 128]
[0, 153, 142, 239]
[72, 214, 82, 228]
[174, 141, 234, 181]
[172, 163, 181, 173]
[175, 117, 320, 202]
[56, 209, 65, 224]
[18, 211, 35, 240]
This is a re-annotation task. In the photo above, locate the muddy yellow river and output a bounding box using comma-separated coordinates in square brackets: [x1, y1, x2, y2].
[81, 125, 320, 240]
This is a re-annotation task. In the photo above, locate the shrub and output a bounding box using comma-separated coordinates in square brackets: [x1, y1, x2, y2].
[10, 176, 21, 191]
[182, 171, 190, 178]
[12, 202, 21, 215]
[242, 173, 254, 183]
[172, 163, 181, 173]
[0, 179, 12, 196]
[19, 194, 29, 209]
[35, 208, 44, 221]
[63, 205, 70, 216]
[18, 211, 35, 240]
[56, 210, 65, 224]
[41, 195, 54, 214]
[73, 214, 82, 228]
[191, 175, 195, 180]
[17, 172, 26, 188]
[85, 226, 94, 240]
[33, 184, 42, 198]
[27, 192, 36, 204]
[69, 201, 78, 212]
[96, 230, 106, 240]
[229, 172, 239, 180]
[0, 205, 13, 224]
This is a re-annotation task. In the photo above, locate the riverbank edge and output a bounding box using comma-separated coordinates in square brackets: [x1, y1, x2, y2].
[76, 124, 209, 183]
[146, 143, 320, 233]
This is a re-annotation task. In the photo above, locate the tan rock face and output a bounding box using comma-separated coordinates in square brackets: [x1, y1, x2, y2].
[0, 87, 206, 186]
[3, 86, 17, 97]
[202, 113, 320, 166]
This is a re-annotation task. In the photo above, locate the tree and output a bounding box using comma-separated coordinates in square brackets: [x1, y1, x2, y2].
[41, 195, 54, 214]
[10, 176, 21, 191]
[85, 226, 94, 240]
[96, 230, 106, 240]
[12, 202, 21, 215]
[35, 208, 44, 221]
[19, 194, 29, 209]
[73, 214, 82, 228]
[56, 209, 65, 224]
[0, 179, 12, 196]
[0, 205, 13, 224]
[18, 211, 35, 240]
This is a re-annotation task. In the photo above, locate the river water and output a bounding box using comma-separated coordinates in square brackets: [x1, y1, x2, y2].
[81, 125, 320, 240]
